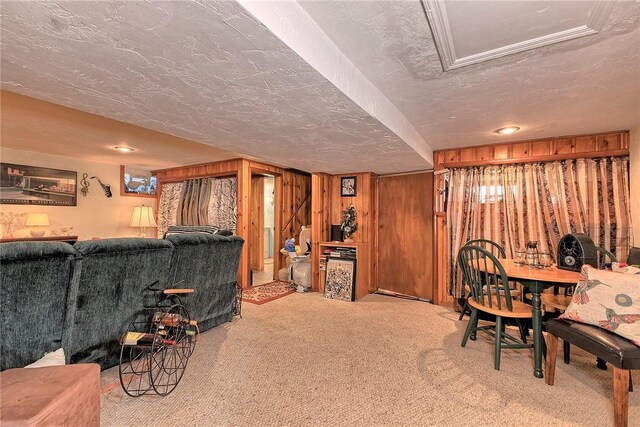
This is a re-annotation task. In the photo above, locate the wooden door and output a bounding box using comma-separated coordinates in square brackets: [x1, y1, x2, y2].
[250, 176, 265, 271]
[378, 173, 434, 300]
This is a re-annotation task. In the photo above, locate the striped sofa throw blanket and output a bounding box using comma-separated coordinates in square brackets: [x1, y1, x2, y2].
[165, 225, 220, 236]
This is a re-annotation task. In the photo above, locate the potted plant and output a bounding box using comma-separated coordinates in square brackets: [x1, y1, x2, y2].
[340, 204, 358, 242]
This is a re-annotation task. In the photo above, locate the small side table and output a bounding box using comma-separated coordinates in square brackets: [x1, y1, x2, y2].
[0, 364, 100, 426]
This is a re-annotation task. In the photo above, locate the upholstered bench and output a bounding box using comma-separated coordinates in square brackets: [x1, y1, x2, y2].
[545, 318, 640, 427]
[0, 364, 100, 426]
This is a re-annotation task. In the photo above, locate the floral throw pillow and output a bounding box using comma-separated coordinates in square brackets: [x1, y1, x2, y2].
[612, 262, 640, 275]
[560, 265, 640, 346]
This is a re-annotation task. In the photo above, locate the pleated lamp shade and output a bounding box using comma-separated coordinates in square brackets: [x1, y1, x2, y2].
[129, 205, 158, 227]
[129, 205, 157, 228]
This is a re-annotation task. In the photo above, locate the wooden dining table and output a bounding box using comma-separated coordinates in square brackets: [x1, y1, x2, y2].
[476, 259, 581, 379]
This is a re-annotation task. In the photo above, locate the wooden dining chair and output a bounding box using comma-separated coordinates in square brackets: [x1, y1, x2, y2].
[595, 246, 617, 269]
[542, 246, 618, 367]
[458, 239, 506, 320]
[458, 245, 533, 370]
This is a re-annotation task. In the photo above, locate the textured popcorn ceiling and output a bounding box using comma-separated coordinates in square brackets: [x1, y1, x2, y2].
[299, 0, 640, 149]
[2, 1, 639, 173]
[0, 1, 431, 174]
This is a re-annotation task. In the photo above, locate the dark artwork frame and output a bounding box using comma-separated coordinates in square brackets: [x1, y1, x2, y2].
[0, 163, 77, 206]
[324, 257, 357, 302]
[340, 176, 357, 197]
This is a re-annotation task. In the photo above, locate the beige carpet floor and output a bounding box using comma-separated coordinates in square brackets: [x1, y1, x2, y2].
[100, 293, 639, 426]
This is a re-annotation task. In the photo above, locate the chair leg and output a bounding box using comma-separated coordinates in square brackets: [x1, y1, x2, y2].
[458, 299, 469, 320]
[613, 367, 629, 427]
[516, 319, 527, 343]
[629, 373, 633, 393]
[470, 309, 479, 341]
[545, 333, 559, 386]
[494, 316, 503, 370]
[563, 340, 571, 365]
[461, 309, 478, 348]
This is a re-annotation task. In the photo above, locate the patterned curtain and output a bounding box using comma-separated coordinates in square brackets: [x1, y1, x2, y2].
[157, 182, 183, 237]
[157, 177, 238, 237]
[177, 178, 213, 225]
[207, 178, 237, 233]
[446, 157, 633, 298]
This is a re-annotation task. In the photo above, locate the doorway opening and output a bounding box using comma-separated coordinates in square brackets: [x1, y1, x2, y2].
[250, 175, 277, 286]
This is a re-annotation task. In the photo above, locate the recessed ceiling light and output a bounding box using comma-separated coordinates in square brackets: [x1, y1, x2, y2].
[114, 146, 135, 152]
[494, 126, 520, 135]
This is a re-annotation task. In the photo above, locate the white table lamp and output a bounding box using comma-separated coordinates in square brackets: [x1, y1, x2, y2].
[129, 205, 157, 237]
[25, 213, 49, 237]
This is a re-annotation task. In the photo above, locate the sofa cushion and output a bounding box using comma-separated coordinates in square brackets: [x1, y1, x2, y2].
[0, 242, 77, 370]
[67, 238, 174, 368]
[546, 318, 640, 370]
[25, 348, 66, 368]
[560, 265, 640, 346]
[165, 233, 243, 331]
[612, 262, 640, 275]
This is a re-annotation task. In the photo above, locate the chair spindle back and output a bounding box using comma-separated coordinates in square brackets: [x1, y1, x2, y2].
[595, 246, 617, 270]
[465, 239, 506, 259]
[457, 245, 514, 312]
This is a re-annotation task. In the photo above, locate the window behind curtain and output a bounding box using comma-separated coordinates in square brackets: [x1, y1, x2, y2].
[446, 157, 633, 298]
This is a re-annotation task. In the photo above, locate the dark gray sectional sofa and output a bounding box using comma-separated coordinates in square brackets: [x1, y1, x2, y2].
[166, 233, 241, 331]
[0, 234, 243, 371]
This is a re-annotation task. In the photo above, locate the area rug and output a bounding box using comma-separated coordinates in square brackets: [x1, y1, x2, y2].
[242, 281, 296, 305]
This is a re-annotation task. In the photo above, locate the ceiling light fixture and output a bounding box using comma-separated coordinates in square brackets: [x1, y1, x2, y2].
[114, 146, 135, 152]
[494, 126, 520, 135]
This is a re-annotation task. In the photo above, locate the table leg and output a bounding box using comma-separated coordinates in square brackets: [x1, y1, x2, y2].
[531, 290, 544, 379]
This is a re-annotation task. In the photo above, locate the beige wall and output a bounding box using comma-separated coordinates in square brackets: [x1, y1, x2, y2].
[631, 124, 640, 247]
[0, 147, 155, 241]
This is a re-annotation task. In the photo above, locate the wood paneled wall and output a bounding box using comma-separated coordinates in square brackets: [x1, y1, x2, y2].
[328, 173, 377, 244]
[153, 159, 242, 182]
[311, 172, 378, 294]
[433, 130, 630, 307]
[436, 131, 629, 169]
[378, 173, 434, 300]
[153, 158, 311, 289]
[250, 176, 265, 271]
[311, 173, 331, 291]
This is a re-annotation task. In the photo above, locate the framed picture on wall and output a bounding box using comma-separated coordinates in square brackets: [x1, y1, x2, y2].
[340, 176, 357, 197]
[324, 257, 356, 302]
[120, 165, 157, 198]
[0, 163, 77, 206]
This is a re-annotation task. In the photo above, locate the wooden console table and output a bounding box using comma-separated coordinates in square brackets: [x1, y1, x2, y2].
[0, 235, 78, 245]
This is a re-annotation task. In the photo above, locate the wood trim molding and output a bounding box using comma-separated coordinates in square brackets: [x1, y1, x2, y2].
[442, 149, 629, 169]
[151, 158, 242, 175]
[434, 130, 629, 170]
